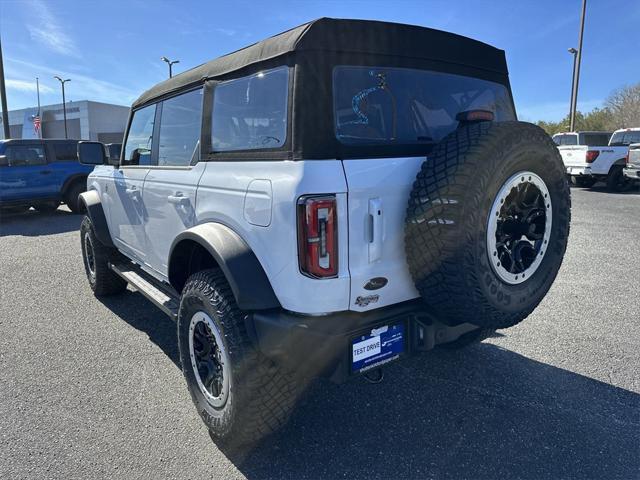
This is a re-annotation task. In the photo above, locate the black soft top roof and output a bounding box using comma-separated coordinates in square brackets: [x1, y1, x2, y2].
[132, 17, 508, 109]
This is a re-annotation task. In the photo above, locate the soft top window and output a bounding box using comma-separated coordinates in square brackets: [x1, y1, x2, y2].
[333, 66, 515, 146]
[211, 66, 289, 152]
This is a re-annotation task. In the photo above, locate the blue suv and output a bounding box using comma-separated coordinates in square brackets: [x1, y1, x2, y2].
[0, 139, 95, 213]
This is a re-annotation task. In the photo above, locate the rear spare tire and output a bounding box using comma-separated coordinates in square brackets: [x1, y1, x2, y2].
[405, 121, 570, 329]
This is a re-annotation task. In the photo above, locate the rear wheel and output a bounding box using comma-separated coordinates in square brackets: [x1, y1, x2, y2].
[177, 269, 303, 448]
[606, 165, 630, 192]
[405, 121, 571, 330]
[64, 181, 86, 213]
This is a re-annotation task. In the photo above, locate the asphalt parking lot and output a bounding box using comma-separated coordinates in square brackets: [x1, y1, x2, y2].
[1, 186, 638, 480]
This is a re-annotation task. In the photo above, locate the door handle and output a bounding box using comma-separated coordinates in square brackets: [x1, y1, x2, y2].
[167, 193, 189, 206]
[125, 187, 139, 198]
[40, 170, 52, 175]
[368, 198, 383, 263]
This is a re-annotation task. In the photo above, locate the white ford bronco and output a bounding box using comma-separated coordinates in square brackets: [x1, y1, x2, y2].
[77, 18, 571, 447]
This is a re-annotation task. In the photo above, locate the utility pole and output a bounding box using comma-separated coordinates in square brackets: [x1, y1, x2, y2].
[54, 76, 71, 139]
[0, 35, 10, 140]
[569, 0, 587, 132]
[161, 56, 180, 78]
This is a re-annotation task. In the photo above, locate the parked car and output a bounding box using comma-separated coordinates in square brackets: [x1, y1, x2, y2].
[558, 127, 640, 191]
[624, 143, 640, 184]
[76, 18, 571, 447]
[0, 138, 92, 213]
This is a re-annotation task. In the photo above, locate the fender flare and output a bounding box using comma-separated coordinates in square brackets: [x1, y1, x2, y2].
[169, 223, 280, 311]
[79, 190, 115, 248]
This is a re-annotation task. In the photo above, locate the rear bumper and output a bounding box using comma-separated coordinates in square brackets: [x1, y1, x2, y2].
[623, 167, 640, 180]
[566, 166, 592, 176]
[247, 300, 478, 383]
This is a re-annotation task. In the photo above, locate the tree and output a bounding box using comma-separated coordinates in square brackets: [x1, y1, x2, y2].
[605, 83, 640, 129]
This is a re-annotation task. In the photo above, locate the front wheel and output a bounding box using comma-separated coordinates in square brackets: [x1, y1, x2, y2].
[177, 269, 303, 448]
[80, 216, 127, 296]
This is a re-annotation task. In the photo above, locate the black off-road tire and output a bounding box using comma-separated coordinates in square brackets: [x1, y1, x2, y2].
[64, 181, 86, 213]
[442, 328, 495, 350]
[33, 201, 59, 213]
[80, 216, 127, 296]
[606, 165, 630, 192]
[177, 269, 302, 448]
[405, 121, 571, 330]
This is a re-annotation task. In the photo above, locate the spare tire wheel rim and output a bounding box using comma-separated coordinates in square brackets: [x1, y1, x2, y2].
[487, 171, 552, 285]
[188, 311, 230, 408]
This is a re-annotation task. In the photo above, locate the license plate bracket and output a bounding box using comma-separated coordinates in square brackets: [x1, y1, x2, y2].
[350, 321, 405, 374]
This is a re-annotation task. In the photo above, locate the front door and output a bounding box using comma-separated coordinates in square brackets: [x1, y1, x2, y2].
[0, 143, 49, 203]
[108, 103, 157, 262]
[141, 88, 204, 276]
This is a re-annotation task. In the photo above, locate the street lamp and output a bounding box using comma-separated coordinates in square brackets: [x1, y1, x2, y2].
[568, 0, 587, 132]
[160, 57, 179, 78]
[568, 47, 578, 131]
[53, 76, 71, 139]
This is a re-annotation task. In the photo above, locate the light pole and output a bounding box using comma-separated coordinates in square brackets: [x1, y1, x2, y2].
[161, 56, 179, 78]
[54, 76, 71, 139]
[568, 47, 578, 130]
[0, 35, 10, 139]
[569, 0, 587, 132]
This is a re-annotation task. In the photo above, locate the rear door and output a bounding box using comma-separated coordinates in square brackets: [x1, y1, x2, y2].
[141, 88, 204, 277]
[107, 103, 157, 262]
[334, 65, 516, 311]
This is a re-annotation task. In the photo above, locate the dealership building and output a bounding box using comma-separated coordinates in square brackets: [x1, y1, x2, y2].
[0, 100, 130, 143]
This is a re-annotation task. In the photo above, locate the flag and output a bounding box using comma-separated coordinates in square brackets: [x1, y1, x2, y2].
[33, 115, 41, 136]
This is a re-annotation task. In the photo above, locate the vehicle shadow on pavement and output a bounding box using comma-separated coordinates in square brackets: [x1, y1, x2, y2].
[95, 290, 639, 479]
[0, 208, 83, 237]
[231, 344, 639, 480]
[97, 290, 180, 367]
[572, 184, 640, 195]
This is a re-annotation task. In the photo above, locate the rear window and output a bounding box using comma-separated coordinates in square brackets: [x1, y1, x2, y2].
[333, 66, 515, 146]
[553, 134, 578, 146]
[610, 130, 640, 146]
[53, 142, 78, 162]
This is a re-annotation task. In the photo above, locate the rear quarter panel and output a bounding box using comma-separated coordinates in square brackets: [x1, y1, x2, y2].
[195, 160, 350, 314]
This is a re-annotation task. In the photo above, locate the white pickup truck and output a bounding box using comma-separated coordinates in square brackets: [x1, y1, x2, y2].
[624, 143, 640, 183]
[555, 128, 640, 191]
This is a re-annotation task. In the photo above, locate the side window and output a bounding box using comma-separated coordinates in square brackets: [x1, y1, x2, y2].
[53, 143, 78, 162]
[157, 88, 203, 166]
[211, 67, 289, 152]
[5, 145, 46, 166]
[123, 104, 157, 166]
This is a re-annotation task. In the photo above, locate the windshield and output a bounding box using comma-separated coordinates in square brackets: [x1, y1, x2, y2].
[609, 130, 640, 146]
[333, 66, 515, 145]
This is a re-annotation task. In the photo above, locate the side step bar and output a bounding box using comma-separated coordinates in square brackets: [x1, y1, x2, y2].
[109, 261, 179, 320]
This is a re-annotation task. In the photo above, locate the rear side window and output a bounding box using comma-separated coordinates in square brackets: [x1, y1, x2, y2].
[53, 142, 78, 161]
[123, 104, 157, 166]
[555, 134, 578, 146]
[211, 67, 289, 152]
[5, 145, 46, 166]
[333, 66, 515, 146]
[157, 88, 203, 166]
[581, 133, 610, 146]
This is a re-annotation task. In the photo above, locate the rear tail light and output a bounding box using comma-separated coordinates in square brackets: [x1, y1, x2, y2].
[585, 150, 600, 163]
[625, 152, 630, 166]
[297, 195, 338, 278]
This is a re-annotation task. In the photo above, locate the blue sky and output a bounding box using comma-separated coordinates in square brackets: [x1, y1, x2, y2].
[1, 0, 638, 121]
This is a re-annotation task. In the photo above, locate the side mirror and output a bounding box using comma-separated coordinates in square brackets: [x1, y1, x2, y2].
[78, 141, 107, 166]
[0, 155, 8, 167]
